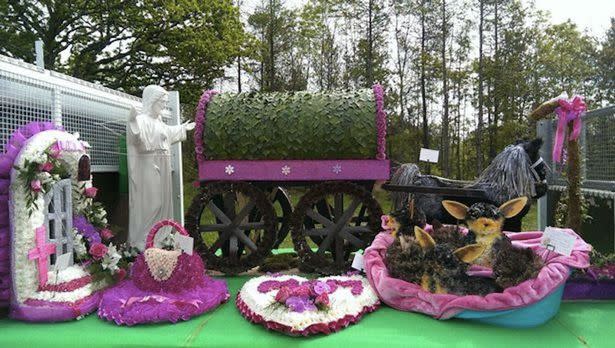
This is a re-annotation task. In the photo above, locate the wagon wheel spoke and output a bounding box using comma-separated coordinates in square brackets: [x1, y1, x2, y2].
[305, 228, 330, 237]
[316, 198, 361, 254]
[238, 222, 265, 230]
[354, 205, 367, 226]
[200, 224, 228, 232]
[233, 228, 259, 252]
[305, 209, 334, 227]
[339, 229, 365, 248]
[334, 193, 343, 221]
[208, 201, 232, 224]
[343, 226, 372, 234]
[209, 229, 234, 253]
[231, 199, 257, 226]
[229, 235, 239, 263]
[335, 236, 345, 266]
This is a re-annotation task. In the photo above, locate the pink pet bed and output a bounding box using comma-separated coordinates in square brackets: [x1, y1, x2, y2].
[365, 228, 590, 326]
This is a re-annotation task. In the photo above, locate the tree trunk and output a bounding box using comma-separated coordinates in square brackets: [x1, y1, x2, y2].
[490, 0, 500, 161]
[441, 0, 450, 176]
[367, 0, 374, 87]
[477, 0, 485, 174]
[267, 0, 275, 91]
[237, 56, 242, 93]
[420, 0, 430, 173]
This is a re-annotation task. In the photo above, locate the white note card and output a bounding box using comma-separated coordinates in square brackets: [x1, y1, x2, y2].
[55, 253, 72, 271]
[351, 251, 365, 271]
[176, 235, 194, 256]
[542, 227, 575, 256]
[419, 148, 440, 163]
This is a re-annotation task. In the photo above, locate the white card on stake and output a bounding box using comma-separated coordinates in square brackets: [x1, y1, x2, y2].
[176, 235, 194, 256]
[351, 251, 365, 271]
[55, 253, 72, 271]
[419, 148, 440, 163]
[541, 227, 575, 256]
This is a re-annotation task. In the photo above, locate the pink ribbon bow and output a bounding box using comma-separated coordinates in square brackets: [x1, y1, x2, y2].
[553, 95, 586, 164]
[381, 215, 392, 231]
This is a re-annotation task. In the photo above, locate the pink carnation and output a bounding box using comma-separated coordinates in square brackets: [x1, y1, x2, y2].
[275, 286, 292, 304]
[39, 162, 54, 172]
[30, 179, 42, 192]
[89, 243, 108, 260]
[84, 187, 98, 198]
[100, 228, 114, 241]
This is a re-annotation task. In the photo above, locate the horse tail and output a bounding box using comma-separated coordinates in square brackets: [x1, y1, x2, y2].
[390, 163, 422, 210]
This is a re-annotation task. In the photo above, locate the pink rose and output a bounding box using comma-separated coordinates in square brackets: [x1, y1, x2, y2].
[275, 286, 292, 304]
[30, 179, 42, 192]
[115, 268, 127, 281]
[100, 228, 114, 241]
[48, 143, 61, 159]
[315, 292, 330, 309]
[89, 243, 108, 260]
[39, 162, 54, 172]
[84, 187, 98, 198]
[291, 285, 311, 298]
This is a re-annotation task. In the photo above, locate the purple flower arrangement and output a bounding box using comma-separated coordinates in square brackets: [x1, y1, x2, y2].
[259, 278, 364, 313]
[73, 214, 102, 244]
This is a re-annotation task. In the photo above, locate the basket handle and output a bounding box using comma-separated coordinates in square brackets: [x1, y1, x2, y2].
[145, 219, 189, 249]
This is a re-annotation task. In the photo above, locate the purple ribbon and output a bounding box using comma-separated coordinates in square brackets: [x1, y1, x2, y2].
[552, 96, 586, 164]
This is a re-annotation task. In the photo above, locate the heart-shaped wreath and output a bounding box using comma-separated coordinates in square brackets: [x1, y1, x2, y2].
[236, 274, 379, 336]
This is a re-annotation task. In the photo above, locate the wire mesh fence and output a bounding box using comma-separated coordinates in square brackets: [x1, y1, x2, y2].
[0, 55, 140, 172]
[539, 106, 615, 191]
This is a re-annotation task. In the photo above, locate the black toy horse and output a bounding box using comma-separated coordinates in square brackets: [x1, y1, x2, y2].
[390, 138, 548, 231]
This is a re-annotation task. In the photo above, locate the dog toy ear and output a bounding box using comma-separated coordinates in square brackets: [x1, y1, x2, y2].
[499, 197, 528, 218]
[442, 200, 469, 220]
[453, 244, 486, 263]
[414, 226, 435, 250]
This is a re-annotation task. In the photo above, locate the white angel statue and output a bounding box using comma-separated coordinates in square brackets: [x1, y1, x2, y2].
[126, 85, 195, 250]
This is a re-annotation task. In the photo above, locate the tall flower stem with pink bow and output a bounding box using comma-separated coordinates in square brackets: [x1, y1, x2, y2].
[531, 93, 587, 233]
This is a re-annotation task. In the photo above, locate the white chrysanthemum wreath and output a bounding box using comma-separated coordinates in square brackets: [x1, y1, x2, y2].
[236, 274, 379, 336]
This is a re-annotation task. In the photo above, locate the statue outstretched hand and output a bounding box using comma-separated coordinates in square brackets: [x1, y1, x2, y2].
[183, 121, 196, 131]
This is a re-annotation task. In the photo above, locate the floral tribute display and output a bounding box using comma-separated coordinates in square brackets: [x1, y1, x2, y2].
[0, 122, 130, 322]
[98, 220, 229, 326]
[236, 274, 379, 336]
[564, 250, 615, 300]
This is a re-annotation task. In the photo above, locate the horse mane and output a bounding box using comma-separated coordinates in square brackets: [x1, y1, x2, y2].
[468, 145, 536, 203]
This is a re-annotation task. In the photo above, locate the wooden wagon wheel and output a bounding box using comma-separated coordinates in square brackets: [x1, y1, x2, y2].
[185, 182, 276, 274]
[267, 187, 293, 249]
[291, 182, 382, 275]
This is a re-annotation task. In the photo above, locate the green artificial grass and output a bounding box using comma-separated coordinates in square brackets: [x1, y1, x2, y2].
[0, 276, 612, 348]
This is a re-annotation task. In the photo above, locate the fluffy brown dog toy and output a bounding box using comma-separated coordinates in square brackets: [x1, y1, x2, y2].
[386, 226, 501, 296]
[441, 197, 543, 287]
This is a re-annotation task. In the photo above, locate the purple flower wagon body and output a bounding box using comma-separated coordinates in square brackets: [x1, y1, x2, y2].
[185, 85, 390, 274]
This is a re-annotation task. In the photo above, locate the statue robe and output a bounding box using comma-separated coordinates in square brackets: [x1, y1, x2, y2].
[127, 114, 186, 250]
